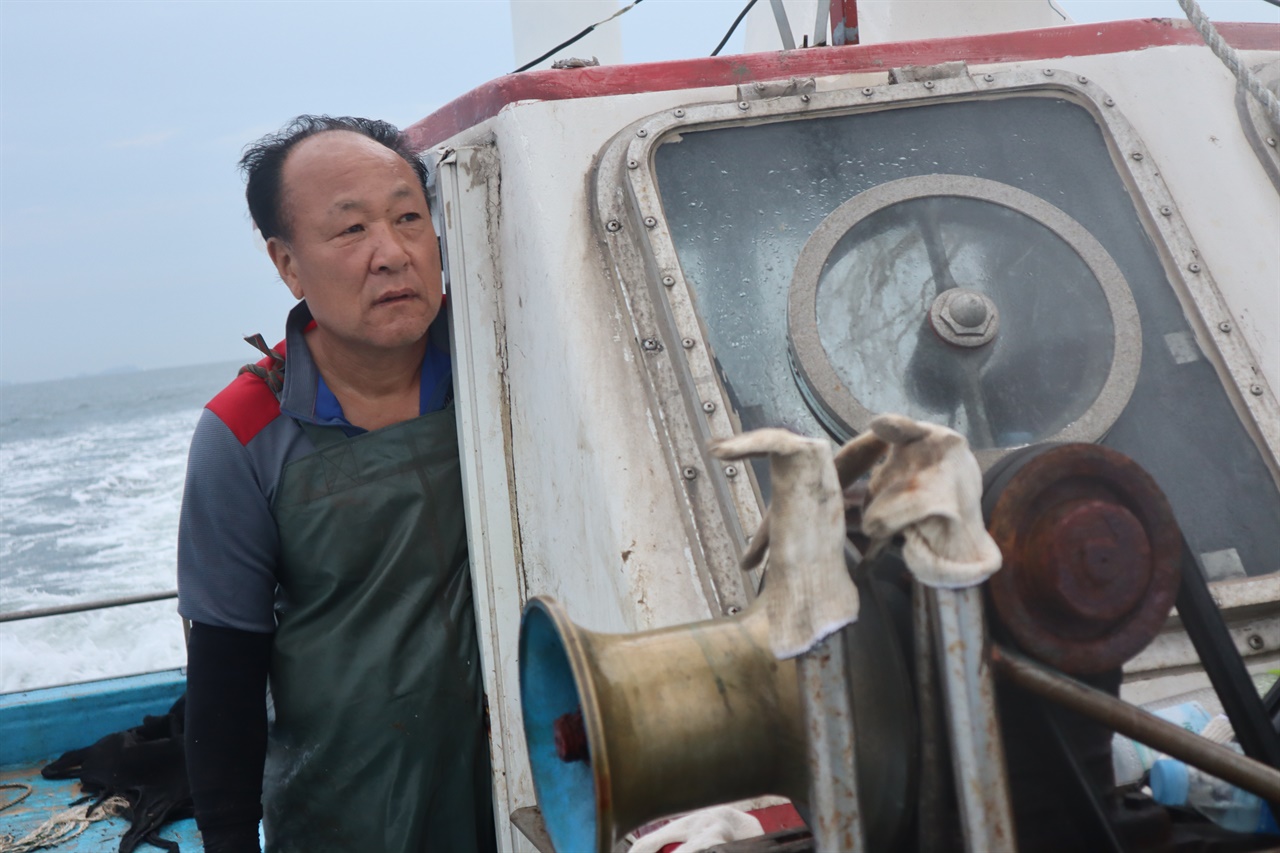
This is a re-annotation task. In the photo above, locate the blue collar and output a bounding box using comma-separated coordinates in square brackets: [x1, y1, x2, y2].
[280, 301, 452, 435]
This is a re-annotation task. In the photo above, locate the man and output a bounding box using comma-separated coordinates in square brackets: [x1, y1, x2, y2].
[177, 116, 494, 853]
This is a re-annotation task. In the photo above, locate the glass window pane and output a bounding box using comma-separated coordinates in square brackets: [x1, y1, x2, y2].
[654, 96, 1280, 578]
[815, 196, 1114, 449]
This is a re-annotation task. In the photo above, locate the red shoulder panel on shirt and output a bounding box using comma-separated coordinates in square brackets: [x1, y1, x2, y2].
[206, 339, 288, 446]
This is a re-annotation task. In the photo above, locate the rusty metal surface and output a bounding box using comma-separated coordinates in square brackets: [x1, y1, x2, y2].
[986, 444, 1182, 675]
[930, 586, 1017, 852]
[554, 709, 588, 763]
[913, 581, 951, 853]
[990, 644, 1280, 803]
[797, 632, 864, 852]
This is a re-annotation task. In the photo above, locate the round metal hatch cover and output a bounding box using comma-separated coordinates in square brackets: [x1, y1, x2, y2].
[787, 175, 1141, 467]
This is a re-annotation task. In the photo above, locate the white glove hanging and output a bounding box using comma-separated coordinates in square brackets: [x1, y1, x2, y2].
[861, 414, 1002, 588]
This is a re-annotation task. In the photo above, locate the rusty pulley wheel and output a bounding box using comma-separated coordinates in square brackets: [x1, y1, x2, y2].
[984, 444, 1181, 675]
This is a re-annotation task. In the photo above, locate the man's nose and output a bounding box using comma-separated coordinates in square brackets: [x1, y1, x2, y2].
[370, 222, 411, 273]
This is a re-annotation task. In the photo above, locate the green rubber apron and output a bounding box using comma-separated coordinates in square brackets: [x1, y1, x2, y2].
[262, 408, 493, 852]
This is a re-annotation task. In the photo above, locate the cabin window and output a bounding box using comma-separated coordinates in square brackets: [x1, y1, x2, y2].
[651, 94, 1279, 579]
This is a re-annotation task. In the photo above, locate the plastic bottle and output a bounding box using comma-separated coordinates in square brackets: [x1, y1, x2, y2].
[1112, 701, 1213, 786]
[1149, 758, 1279, 835]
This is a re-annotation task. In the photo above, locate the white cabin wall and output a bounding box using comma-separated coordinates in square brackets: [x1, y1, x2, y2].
[440, 143, 533, 853]
[486, 101, 714, 635]
[439, 82, 751, 850]
[1085, 46, 1279, 392]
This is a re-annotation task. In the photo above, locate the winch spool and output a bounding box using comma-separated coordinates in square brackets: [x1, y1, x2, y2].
[518, 597, 806, 853]
[517, 560, 917, 853]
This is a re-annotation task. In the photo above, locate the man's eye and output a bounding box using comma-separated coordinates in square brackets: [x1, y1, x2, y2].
[342, 223, 364, 235]
[398, 212, 422, 224]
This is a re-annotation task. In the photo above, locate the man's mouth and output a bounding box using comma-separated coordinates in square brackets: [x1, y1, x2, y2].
[374, 290, 418, 306]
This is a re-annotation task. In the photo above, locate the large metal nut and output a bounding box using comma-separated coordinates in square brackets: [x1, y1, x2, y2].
[929, 288, 999, 347]
[940, 290, 995, 336]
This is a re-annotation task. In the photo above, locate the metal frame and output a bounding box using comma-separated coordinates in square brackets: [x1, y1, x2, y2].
[0, 591, 177, 624]
[786, 174, 1141, 468]
[797, 632, 864, 851]
[928, 586, 1017, 851]
[591, 66, 1280, 608]
[1235, 58, 1280, 193]
[592, 124, 762, 616]
[436, 143, 531, 850]
[992, 645, 1280, 804]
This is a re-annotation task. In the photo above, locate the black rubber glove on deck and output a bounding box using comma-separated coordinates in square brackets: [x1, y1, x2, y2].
[42, 697, 192, 853]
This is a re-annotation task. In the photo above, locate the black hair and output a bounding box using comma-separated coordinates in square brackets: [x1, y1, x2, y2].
[239, 115, 429, 242]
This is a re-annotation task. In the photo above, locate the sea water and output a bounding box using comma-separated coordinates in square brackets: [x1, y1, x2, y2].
[0, 361, 241, 693]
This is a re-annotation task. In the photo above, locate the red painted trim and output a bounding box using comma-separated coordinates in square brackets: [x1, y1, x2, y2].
[405, 18, 1277, 151]
[653, 804, 805, 853]
[830, 0, 858, 46]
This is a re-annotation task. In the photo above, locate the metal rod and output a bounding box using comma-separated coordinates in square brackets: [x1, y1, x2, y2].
[990, 644, 1280, 803]
[798, 631, 864, 852]
[913, 581, 949, 853]
[931, 587, 1017, 852]
[769, 0, 797, 50]
[0, 590, 178, 624]
[811, 0, 827, 46]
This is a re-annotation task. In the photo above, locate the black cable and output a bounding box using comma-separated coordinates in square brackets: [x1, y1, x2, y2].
[712, 0, 759, 57]
[512, 0, 646, 74]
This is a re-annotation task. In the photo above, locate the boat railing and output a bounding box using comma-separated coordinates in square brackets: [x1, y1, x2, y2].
[0, 590, 179, 624]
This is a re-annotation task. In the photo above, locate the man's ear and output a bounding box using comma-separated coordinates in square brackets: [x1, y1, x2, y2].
[267, 237, 305, 300]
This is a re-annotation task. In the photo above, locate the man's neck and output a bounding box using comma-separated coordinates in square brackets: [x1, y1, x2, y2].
[307, 328, 427, 432]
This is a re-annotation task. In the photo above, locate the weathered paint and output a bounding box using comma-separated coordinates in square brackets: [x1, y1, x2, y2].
[439, 105, 733, 849]
[0, 669, 185, 766]
[0, 763, 202, 852]
[0, 669, 198, 851]
[406, 19, 1277, 149]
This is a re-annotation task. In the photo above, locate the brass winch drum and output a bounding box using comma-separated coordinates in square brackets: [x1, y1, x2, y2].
[518, 596, 806, 853]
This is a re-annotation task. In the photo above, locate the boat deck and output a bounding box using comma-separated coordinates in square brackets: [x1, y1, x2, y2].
[0, 669, 202, 851]
[0, 759, 202, 851]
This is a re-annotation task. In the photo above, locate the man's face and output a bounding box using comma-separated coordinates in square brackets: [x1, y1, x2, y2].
[267, 131, 442, 355]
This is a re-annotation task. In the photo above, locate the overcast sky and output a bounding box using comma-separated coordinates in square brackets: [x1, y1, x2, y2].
[1, 0, 1276, 384]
